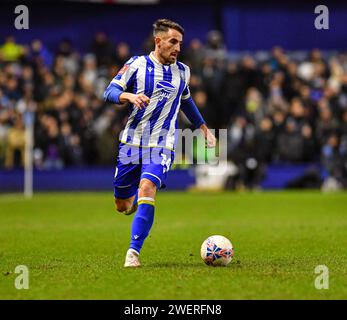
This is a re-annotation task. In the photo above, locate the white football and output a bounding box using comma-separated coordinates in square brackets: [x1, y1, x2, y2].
[200, 235, 234, 266]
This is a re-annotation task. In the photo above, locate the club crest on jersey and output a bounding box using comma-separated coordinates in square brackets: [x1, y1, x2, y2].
[155, 80, 176, 101]
[118, 64, 129, 76]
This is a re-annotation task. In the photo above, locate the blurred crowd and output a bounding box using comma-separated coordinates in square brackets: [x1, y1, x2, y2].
[0, 31, 347, 188]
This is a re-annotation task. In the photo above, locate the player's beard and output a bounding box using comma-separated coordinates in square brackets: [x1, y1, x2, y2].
[168, 53, 177, 63]
[158, 48, 177, 64]
[163, 56, 175, 64]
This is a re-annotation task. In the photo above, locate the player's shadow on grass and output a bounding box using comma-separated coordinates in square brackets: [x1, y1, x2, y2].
[144, 261, 240, 269]
[145, 262, 209, 268]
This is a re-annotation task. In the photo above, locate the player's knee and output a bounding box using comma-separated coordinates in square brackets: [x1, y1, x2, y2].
[115, 199, 130, 213]
[139, 179, 156, 197]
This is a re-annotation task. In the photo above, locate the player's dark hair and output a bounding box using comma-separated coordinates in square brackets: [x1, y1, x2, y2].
[153, 19, 184, 36]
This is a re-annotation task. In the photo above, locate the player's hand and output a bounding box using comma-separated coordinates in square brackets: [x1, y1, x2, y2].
[205, 129, 217, 148]
[200, 124, 217, 148]
[129, 93, 150, 109]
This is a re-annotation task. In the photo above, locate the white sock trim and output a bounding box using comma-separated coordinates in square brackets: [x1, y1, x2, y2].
[138, 197, 155, 202]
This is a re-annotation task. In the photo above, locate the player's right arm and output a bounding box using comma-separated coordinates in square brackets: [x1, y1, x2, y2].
[104, 56, 150, 109]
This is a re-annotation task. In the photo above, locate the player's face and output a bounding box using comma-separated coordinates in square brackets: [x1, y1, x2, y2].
[156, 29, 183, 64]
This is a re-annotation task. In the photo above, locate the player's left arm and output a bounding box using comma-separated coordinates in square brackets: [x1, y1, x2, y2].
[180, 96, 216, 148]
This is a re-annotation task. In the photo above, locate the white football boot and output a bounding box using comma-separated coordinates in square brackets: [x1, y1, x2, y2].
[124, 249, 141, 268]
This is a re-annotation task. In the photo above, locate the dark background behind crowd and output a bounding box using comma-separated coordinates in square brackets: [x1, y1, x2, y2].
[0, 1, 347, 189]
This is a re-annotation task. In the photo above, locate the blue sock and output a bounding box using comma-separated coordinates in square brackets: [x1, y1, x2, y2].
[130, 197, 155, 254]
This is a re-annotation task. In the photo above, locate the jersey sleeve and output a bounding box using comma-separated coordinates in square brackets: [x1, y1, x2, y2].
[103, 56, 138, 104]
[180, 96, 206, 129]
[181, 66, 191, 100]
[180, 66, 205, 128]
[110, 56, 139, 90]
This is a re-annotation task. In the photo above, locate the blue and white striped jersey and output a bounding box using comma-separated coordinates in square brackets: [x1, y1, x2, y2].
[105, 52, 191, 150]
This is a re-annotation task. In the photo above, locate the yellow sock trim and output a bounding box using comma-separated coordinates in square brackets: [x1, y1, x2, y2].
[138, 200, 155, 206]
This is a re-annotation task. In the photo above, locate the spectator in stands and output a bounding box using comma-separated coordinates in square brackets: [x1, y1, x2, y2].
[267, 71, 288, 115]
[56, 39, 79, 75]
[276, 118, 306, 163]
[255, 117, 275, 163]
[315, 101, 340, 147]
[114, 42, 131, 66]
[16, 84, 36, 114]
[269, 46, 285, 71]
[321, 133, 344, 182]
[301, 124, 316, 162]
[190, 90, 212, 128]
[243, 87, 265, 124]
[205, 30, 227, 62]
[30, 39, 53, 68]
[238, 55, 260, 97]
[66, 134, 84, 167]
[4, 115, 25, 169]
[96, 122, 120, 165]
[227, 116, 254, 164]
[81, 54, 98, 88]
[220, 62, 243, 123]
[91, 32, 115, 67]
[184, 39, 205, 71]
[0, 96, 10, 166]
[0, 36, 24, 62]
[200, 56, 224, 128]
[4, 75, 22, 101]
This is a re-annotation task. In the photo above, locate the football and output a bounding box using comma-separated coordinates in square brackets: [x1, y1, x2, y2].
[200, 235, 234, 266]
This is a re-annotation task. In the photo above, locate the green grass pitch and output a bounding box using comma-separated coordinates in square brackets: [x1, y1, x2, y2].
[0, 191, 346, 299]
